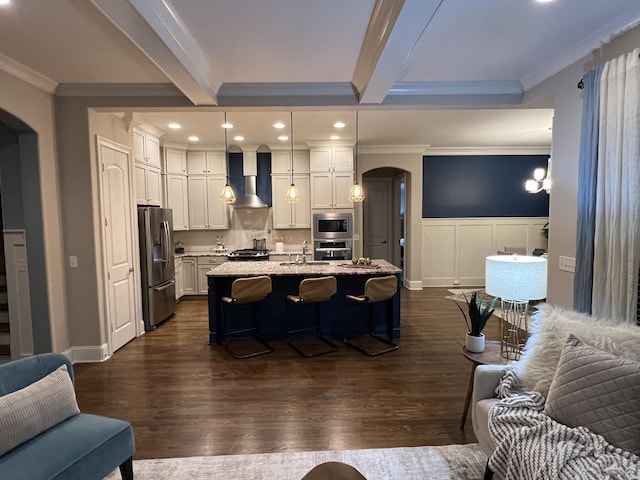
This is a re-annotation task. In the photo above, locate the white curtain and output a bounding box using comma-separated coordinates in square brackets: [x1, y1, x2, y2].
[592, 48, 640, 324]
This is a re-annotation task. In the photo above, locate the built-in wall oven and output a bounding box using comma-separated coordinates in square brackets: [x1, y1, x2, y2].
[314, 240, 352, 261]
[313, 212, 353, 260]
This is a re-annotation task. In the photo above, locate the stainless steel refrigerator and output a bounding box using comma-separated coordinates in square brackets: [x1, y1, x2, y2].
[138, 206, 176, 331]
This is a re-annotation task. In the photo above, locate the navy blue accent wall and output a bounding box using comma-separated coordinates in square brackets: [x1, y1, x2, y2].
[228, 152, 244, 196]
[423, 155, 549, 218]
[257, 152, 272, 206]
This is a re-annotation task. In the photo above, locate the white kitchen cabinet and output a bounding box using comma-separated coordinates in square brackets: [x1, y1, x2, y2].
[134, 163, 162, 206]
[197, 256, 227, 295]
[165, 174, 189, 230]
[133, 127, 162, 205]
[271, 150, 310, 174]
[309, 146, 353, 209]
[175, 257, 184, 299]
[310, 171, 353, 209]
[309, 146, 352, 172]
[181, 257, 197, 295]
[164, 148, 187, 174]
[133, 128, 161, 168]
[187, 151, 225, 175]
[187, 175, 229, 229]
[272, 174, 311, 228]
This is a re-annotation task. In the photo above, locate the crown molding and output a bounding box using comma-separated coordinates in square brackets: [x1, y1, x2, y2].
[55, 83, 182, 97]
[360, 145, 430, 155]
[424, 146, 551, 156]
[0, 53, 57, 93]
[306, 140, 354, 148]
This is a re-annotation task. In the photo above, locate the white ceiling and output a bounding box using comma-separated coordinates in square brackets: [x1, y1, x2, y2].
[1, 0, 640, 150]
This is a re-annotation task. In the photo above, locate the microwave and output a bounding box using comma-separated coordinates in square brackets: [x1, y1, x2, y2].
[313, 212, 353, 239]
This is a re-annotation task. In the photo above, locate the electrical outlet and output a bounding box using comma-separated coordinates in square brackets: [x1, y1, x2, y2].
[559, 256, 575, 273]
[69, 256, 78, 268]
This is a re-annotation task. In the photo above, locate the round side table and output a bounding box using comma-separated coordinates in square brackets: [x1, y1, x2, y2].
[460, 340, 510, 429]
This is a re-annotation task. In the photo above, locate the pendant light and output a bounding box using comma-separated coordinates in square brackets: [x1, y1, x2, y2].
[219, 112, 236, 204]
[284, 111, 300, 203]
[349, 110, 366, 202]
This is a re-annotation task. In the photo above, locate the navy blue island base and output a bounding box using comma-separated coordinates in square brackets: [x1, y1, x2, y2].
[206, 260, 402, 345]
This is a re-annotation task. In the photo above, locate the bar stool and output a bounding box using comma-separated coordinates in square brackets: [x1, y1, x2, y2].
[220, 275, 274, 359]
[286, 276, 339, 357]
[343, 275, 399, 356]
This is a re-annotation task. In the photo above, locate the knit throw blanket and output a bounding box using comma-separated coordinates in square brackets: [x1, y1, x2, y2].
[487, 370, 640, 480]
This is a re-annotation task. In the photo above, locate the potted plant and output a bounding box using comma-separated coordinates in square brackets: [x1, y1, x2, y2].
[452, 291, 498, 353]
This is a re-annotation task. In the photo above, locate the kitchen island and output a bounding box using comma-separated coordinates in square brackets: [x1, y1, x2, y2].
[206, 260, 402, 345]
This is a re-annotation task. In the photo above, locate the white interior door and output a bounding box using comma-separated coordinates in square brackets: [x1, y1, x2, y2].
[98, 137, 137, 352]
[364, 178, 392, 261]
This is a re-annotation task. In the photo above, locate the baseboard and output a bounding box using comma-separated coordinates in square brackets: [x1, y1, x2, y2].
[403, 278, 423, 290]
[63, 344, 112, 363]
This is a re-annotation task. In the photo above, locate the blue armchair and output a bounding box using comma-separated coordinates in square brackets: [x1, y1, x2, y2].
[0, 353, 135, 480]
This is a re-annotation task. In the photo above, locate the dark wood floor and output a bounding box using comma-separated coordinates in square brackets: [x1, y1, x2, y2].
[73, 287, 500, 460]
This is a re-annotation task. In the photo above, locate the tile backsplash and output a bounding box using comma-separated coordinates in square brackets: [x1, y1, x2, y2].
[174, 208, 311, 252]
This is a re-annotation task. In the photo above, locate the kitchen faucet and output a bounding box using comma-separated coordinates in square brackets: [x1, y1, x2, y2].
[302, 240, 308, 265]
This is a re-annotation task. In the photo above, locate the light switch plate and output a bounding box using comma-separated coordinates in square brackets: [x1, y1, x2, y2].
[69, 256, 78, 268]
[559, 256, 575, 273]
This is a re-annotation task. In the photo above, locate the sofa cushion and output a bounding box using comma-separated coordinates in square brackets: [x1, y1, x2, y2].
[544, 334, 640, 455]
[513, 304, 640, 397]
[474, 398, 499, 456]
[0, 413, 135, 480]
[0, 365, 80, 456]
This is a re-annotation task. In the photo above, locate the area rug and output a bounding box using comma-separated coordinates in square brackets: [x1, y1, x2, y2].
[105, 443, 487, 480]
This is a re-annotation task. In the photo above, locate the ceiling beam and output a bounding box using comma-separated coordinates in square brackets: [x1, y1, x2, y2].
[89, 0, 219, 105]
[354, 0, 444, 105]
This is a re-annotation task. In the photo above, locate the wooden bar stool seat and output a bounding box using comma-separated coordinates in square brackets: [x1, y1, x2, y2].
[286, 276, 339, 357]
[344, 275, 399, 356]
[221, 275, 274, 359]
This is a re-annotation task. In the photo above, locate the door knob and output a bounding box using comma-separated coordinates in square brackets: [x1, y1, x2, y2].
[381, 240, 387, 244]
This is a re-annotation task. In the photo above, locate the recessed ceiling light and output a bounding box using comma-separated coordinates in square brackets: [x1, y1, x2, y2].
[188, 136, 199, 142]
[233, 136, 244, 141]
[273, 122, 285, 129]
[278, 135, 289, 141]
[536, 0, 554, 3]
[0, 0, 11, 6]
[168, 123, 181, 129]
[221, 122, 233, 129]
[330, 135, 340, 140]
[333, 122, 346, 129]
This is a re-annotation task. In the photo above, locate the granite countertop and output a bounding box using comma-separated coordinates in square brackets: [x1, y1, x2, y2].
[175, 250, 230, 258]
[206, 259, 401, 277]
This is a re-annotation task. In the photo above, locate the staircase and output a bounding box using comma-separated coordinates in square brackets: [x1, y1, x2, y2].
[0, 224, 9, 364]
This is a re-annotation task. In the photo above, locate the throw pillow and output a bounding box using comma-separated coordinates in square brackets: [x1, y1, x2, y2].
[512, 304, 640, 396]
[0, 364, 80, 456]
[544, 334, 640, 455]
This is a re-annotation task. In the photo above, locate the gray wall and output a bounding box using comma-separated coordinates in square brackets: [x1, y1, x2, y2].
[0, 143, 25, 229]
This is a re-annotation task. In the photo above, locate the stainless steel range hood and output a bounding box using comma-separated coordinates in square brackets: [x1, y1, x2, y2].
[232, 147, 269, 209]
[233, 175, 269, 208]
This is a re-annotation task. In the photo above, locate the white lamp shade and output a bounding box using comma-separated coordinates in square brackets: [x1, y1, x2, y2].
[485, 255, 547, 301]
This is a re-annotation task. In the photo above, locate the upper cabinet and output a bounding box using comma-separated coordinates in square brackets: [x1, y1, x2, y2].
[272, 175, 311, 229]
[309, 146, 353, 209]
[133, 127, 162, 206]
[186, 151, 225, 175]
[271, 150, 310, 174]
[164, 148, 187, 175]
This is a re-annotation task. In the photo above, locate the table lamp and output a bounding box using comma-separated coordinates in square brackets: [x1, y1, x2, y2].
[485, 255, 547, 360]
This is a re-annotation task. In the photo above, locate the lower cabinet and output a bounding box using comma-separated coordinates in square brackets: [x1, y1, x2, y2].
[175, 257, 184, 299]
[197, 256, 227, 294]
[181, 257, 197, 296]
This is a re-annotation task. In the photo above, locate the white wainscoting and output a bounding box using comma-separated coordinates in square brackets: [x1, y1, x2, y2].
[422, 217, 549, 287]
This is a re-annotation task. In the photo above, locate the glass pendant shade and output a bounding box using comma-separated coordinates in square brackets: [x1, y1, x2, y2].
[349, 182, 365, 202]
[284, 183, 300, 203]
[220, 183, 236, 204]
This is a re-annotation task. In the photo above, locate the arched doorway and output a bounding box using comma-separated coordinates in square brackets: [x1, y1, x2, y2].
[362, 167, 406, 270]
[0, 108, 49, 360]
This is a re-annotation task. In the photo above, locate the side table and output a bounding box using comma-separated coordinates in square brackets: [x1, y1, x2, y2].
[460, 340, 510, 429]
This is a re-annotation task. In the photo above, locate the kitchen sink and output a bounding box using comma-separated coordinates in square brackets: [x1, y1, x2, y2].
[279, 262, 330, 266]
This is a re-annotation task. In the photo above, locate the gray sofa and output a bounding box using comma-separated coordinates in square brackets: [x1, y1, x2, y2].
[0, 353, 135, 480]
[472, 305, 640, 479]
